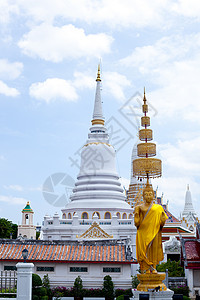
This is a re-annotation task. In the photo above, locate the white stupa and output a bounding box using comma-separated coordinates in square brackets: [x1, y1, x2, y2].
[181, 184, 198, 232]
[42, 66, 135, 246]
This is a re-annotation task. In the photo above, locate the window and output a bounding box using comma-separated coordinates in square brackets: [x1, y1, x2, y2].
[68, 213, 72, 219]
[62, 213, 66, 219]
[4, 266, 17, 271]
[122, 213, 127, 219]
[81, 212, 88, 219]
[36, 267, 54, 272]
[128, 213, 133, 219]
[104, 212, 111, 219]
[116, 212, 121, 219]
[92, 212, 100, 219]
[70, 267, 88, 272]
[103, 267, 121, 273]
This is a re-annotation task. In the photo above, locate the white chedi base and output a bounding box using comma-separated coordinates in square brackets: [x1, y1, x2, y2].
[132, 288, 174, 300]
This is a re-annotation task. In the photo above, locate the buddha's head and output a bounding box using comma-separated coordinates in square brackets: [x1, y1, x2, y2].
[143, 182, 154, 204]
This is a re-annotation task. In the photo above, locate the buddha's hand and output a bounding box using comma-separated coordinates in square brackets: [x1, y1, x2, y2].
[134, 206, 140, 228]
[160, 211, 166, 227]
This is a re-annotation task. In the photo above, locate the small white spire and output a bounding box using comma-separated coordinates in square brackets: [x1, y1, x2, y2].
[91, 64, 104, 125]
[182, 185, 196, 216]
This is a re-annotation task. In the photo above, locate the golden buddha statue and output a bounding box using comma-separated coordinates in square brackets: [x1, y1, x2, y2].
[134, 181, 168, 274]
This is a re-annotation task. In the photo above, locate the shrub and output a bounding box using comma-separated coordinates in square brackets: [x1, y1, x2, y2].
[116, 295, 124, 300]
[131, 275, 140, 288]
[32, 296, 39, 300]
[73, 276, 83, 299]
[32, 273, 42, 288]
[103, 275, 114, 300]
[183, 296, 190, 300]
[171, 284, 190, 296]
[82, 288, 104, 297]
[156, 259, 184, 277]
[115, 289, 133, 298]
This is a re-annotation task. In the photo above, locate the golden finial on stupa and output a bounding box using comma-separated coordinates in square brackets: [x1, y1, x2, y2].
[96, 64, 101, 82]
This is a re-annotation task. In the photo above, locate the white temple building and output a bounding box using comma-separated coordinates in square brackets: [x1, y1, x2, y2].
[18, 201, 36, 239]
[181, 185, 198, 233]
[42, 66, 136, 254]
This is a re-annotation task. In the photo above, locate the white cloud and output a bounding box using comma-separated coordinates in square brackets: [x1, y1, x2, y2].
[4, 185, 24, 191]
[15, 0, 171, 29]
[29, 70, 130, 103]
[0, 59, 23, 80]
[73, 72, 95, 90]
[0, 80, 19, 97]
[103, 72, 131, 101]
[0, 195, 27, 205]
[18, 23, 113, 62]
[0, 0, 19, 25]
[29, 78, 78, 103]
[120, 33, 200, 120]
[172, 0, 200, 18]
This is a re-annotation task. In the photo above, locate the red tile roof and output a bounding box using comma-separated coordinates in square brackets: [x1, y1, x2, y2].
[0, 240, 135, 264]
[184, 240, 200, 261]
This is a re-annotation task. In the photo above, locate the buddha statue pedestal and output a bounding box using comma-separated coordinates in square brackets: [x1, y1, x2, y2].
[132, 273, 174, 300]
[137, 273, 167, 291]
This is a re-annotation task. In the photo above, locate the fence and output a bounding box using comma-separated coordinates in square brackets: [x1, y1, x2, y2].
[168, 277, 187, 289]
[0, 270, 17, 295]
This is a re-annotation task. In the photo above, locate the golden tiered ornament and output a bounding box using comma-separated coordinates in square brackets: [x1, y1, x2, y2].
[133, 89, 167, 293]
[133, 89, 162, 180]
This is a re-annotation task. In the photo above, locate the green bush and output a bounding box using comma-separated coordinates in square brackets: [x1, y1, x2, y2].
[116, 295, 124, 300]
[103, 275, 114, 300]
[183, 296, 191, 300]
[41, 296, 48, 300]
[115, 289, 133, 298]
[32, 273, 42, 288]
[73, 276, 83, 298]
[171, 284, 190, 296]
[34, 287, 47, 297]
[131, 275, 140, 288]
[32, 295, 39, 300]
[156, 259, 184, 277]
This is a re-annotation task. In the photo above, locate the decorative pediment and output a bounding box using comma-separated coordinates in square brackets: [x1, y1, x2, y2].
[78, 222, 113, 239]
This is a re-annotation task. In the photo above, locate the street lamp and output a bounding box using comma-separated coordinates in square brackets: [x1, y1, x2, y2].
[22, 249, 28, 263]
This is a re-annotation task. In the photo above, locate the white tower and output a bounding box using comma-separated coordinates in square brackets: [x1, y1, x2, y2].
[18, 202, 36, 239]
[181, 185, 198, 232]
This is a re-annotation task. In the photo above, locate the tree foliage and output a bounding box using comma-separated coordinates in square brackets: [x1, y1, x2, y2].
[73, 276, 83, 298]
[156, 259, 185, 277]
[103, 275, 114, 300]
[0, 218, 18, 239]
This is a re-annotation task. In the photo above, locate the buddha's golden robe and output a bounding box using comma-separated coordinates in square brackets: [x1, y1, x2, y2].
[136, 204, 168, 267]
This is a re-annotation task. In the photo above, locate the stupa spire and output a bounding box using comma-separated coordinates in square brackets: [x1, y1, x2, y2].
[91, 64, 104, 126]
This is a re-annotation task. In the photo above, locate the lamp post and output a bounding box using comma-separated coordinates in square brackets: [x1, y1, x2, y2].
[22, 249, 28, 263]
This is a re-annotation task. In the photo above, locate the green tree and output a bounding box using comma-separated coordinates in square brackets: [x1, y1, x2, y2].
[103, 275, 114, 300]
[73, 276, 83, 299]
[0, 218, 18, 239]
[156, 259, 185, 277]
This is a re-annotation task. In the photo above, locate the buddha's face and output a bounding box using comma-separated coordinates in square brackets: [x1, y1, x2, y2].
[143, 190, 154, 203]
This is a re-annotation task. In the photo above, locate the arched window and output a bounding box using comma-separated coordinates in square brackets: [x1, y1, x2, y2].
[116, 212, 121, 219]
[104, 212, 111, 219]
[68, 213, 72, 219]
[122, 213, 127, 219]
[81, 212, 88, 219]
[128, 213, 133, 219]
[62, 213, 66, 219]
[92, 212, 100, 219]
[73, 212, 76, 216]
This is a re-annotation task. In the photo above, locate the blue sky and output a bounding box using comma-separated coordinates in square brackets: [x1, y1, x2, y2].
[1, 0, 200, 225]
